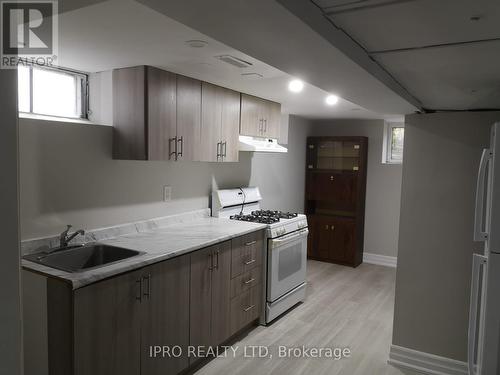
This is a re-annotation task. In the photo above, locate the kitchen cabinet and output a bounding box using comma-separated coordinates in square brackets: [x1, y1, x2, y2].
[35, 230, 264, 375]
[48, 255, 190, 375]
[73, 269, 143, 375]
[305, 137, 368, 267]
[140, 256, 190, 375]
[200, 82, 240, 162]
[190, 241, 232, 363]
[113, 66, 177, 160]
[73, 255, 190, 375]
[307, 215, 356, 264]
[240, 93, 281, 139]
[229, 231, 264, 336]
[176, 75, 202, 161]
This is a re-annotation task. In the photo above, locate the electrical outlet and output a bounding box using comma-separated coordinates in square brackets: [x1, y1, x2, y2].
[163, 185, 172, 202]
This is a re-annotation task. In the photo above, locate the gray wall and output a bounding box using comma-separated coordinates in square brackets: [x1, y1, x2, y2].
[309, 120, 403, 257]
[19, 116, 311, 240]
[392, 111, 500, 361]
[0, 71, 23, 374]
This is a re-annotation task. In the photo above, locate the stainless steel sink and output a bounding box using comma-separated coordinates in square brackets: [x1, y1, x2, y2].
[23, 244, 144, 273]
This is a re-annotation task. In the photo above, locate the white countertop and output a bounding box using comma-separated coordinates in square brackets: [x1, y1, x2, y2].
[22, 217, 267, 289]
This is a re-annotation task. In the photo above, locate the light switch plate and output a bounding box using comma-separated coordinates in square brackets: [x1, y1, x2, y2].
[163, 185, 172, 202]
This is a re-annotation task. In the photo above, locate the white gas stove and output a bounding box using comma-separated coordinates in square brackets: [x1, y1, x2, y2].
[212, 187, 308, 323]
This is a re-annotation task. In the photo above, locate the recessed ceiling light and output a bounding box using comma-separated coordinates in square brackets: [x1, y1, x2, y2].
[185, 40, 208, 48]
[325, 95, 339, 105]
[288, 79, 304, 93]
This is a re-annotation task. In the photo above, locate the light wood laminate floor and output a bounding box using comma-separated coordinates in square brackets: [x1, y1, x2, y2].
[196, 260, 419, 375]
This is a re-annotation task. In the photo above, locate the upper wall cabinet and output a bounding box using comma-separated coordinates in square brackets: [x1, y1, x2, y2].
[200, 82, 241, 162]
[176, 75, 202, 161]
[240, 94, 281, 139]
[113, 66, 202, 161]
[113, 66, 176, 160]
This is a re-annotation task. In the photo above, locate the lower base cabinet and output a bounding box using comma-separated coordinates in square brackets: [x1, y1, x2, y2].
[41, 230, 265, 375]
[73, 270, 143, 375]
[230, 285, 261, 335]
[307, 214, 360, 267]
[189, 241, 232, 364]
[73, 255, 190, 375]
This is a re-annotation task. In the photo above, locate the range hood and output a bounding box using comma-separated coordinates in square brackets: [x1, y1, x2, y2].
[238, 135, 288, 153]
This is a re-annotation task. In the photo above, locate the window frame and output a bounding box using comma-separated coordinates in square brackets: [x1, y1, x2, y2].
[382, 121, 405, 164]
[18, 65, 89, 120]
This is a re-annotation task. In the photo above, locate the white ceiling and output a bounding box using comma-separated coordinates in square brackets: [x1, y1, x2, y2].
[313, 0, 500, 110]
[134, 0, 419, 115]
[57, 0, 401, 120]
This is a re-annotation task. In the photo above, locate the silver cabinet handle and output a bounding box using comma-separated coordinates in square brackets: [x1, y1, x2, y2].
[216, 141, 221, 160]
[177, 136, 183, 158]
[222, 141, 227, 158]
[245, 240, 257, 246]
[258, 119, 263, 135]
[208, 253, 213, 270]
[169, 137, 178, 160]
[244, 278, 255, 285]
[243, 304, 255, 312]
[264, 119, 267, 133]
[136, 279, 142, 301]
[215, 250, 219, 270]
[244, 259, 256, 265]
[142, 274, 151, 299]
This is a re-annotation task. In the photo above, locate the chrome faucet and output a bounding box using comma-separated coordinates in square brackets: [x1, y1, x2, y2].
[59, 225, 85, 248]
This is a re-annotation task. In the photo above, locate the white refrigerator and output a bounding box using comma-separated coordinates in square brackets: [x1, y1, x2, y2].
[469, 122, 500, 375]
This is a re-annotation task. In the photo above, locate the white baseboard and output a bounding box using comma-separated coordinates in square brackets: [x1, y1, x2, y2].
[388, 345, 468, 375]
[363, 252, 397, 268]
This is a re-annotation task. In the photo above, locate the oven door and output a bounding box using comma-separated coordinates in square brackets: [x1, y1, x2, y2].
[267, 228, 308, 302]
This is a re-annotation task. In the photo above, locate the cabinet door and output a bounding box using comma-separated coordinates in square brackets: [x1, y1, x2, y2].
[263, 100, 281, 139]
[230, 285, 261, 336]
[210, 241, 232, 345]
[330, 173, 358, 212]
[112, 66, 147, 160]
[220, 88, 241, 162]
[147, 67, 177, 160]
[308, 172, 334, 201]
[200, 82, 223, 162]
[190, 246, 213, 361]
[74, 270, 142, 375]
[141, 255, 190, 375]
[240, 94, 263, 137]
[313, 216, 333, 260]
[330, 217, 356, 263]
[176, 75, 201, 161]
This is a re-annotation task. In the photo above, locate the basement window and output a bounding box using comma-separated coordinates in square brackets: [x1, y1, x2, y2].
[382, 122, 405, 164]
[18, 65, 88, 119]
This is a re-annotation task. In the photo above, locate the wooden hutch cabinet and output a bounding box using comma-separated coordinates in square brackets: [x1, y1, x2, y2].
[305, 137, 368, 267]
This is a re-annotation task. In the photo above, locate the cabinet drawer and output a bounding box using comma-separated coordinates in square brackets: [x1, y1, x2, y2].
[230, 267, 261, 298]
[231, 231, 264, 278]
[230, 285, 261, 336]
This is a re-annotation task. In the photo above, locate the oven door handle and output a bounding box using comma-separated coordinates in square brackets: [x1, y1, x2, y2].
[271, 229, 308, 247]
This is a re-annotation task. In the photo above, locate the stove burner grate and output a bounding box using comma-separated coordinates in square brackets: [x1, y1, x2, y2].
[230, 210, 298, 224]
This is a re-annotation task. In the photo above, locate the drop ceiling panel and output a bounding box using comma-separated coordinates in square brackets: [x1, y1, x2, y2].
[320, 0, 500, 52]
[374, 41, 500, 109]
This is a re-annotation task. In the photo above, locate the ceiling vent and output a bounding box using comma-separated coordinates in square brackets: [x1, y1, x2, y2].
[216, 55, 253, 68]
[241, 72, 263, 80]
